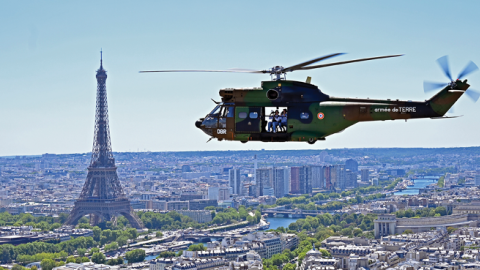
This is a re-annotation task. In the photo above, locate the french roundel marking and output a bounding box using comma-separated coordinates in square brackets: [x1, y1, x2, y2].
[317, 112, 325, 120]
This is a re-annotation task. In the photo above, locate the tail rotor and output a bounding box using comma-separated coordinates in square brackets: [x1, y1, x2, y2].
[423, 55, 480, 104]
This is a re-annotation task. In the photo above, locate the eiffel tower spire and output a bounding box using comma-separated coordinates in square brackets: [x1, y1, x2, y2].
[91, 50, 114, 168]
[65, 53, 143, 228]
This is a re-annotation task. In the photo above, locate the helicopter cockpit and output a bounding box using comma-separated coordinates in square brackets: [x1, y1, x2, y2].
[195, 103, 235, 136]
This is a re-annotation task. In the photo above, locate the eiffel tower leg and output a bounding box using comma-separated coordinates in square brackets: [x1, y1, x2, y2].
[121, 210, 144, 229]
[65, 207, 87, 226]
[90, 214, 102, 226]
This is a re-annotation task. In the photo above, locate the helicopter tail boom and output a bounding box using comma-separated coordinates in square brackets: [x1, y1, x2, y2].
[427, 80, 469, 116]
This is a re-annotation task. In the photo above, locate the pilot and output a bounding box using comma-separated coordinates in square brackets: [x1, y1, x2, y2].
[268, 110, 280, 133]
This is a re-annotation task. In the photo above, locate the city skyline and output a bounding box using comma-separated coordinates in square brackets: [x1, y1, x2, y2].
[1, 1, 480, 156]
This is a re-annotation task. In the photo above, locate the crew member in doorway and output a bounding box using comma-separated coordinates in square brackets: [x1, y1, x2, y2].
[279, 109, 288, 132]
[268, 110, 280, 133]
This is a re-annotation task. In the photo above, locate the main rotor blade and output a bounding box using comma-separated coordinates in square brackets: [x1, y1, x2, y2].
[465, 89, 480, 103]
[424, 81, 448, 93]
[139, 69, 265, 73]
[436, 55, 453, 81]
[283, 53, 345, 72]
[297, 54, 403, 70]
[457, 61, 479, 80]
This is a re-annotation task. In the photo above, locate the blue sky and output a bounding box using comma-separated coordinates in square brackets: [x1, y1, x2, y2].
[1, 1, 479, 156]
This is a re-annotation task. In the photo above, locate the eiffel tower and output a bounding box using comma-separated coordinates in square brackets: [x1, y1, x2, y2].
[65, 53, 143, 229]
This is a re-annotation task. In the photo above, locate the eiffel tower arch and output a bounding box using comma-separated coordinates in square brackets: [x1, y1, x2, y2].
[65, 52, 143, 229]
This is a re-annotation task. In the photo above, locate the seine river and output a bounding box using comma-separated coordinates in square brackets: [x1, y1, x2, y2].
[266, 217, 300, 230]
[393, 177, 439, 196]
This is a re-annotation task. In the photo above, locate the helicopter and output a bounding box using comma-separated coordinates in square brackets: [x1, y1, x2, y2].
[141, 53, 479, 144]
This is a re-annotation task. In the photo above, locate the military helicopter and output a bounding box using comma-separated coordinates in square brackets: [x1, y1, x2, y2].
[141, 53, 479, 144]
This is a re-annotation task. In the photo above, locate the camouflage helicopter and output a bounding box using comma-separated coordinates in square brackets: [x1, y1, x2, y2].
[141, 53, 479, 144]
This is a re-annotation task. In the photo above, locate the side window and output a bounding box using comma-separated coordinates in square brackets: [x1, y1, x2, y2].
[239, 112, 247, 119]
[300, 112, 310, 119]
[249, 112, 258, 119]
[226, 107, 234, 118]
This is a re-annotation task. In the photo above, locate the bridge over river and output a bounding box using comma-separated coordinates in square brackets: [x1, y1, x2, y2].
[261, 208, 333, 218]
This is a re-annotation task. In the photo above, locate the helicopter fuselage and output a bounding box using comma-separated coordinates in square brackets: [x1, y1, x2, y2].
[195, 79, 469, 144]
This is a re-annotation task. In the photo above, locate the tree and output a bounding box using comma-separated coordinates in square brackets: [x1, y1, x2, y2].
[116, 257, 124, 265]
[41, 259, 56, 270]
[59, 251, 68, 260]
[12, 265, 25, 270]
[435, 206, 447, 216]
[125, 249, 145, 263]
[116, 236, 128, 247]
[403, 229, 413, 234]
[187, 244, 206, 251]
[271, 253, 288, 266]
[155, 232, 163, 238]
[49, 223, 62, 231]
[78, 216, 89, 224]
[31, 266, 38, 270]
[447, 227, 456, 234]
[78, 223, 92, 229]
[353, 228, 363, 237]
[66, 256, 76, 263]
[0, 244, 14, 263]
[92, 226, 101, 241]
[405, 209, 414, 218]
[77, 248, 87, 257]
[283, 263, 296, 270]
[124, 228, 138, 240]
[90, 247, 100, 255]
[107, 257, 124, 266]
[157, 251, 176, 258]
[320, 249, 331, 257]
[104, 242, 119, 252]
[91, 252, 106, 264]
[288, 222, 299, 231]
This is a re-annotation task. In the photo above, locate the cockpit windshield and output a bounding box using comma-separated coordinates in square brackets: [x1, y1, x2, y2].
[209, 105, 221, 116]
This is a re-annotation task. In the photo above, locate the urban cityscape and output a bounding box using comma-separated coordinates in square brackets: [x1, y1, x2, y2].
[2, 141, 480, 270]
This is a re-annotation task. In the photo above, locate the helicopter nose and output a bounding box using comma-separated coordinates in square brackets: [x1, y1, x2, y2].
[195, 119, 203, 129]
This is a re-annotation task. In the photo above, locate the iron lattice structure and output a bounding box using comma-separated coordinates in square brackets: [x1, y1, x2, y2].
[65, 55, 143, 229]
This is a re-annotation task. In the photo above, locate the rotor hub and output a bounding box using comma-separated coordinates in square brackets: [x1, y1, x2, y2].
[268, 66, 287, 80]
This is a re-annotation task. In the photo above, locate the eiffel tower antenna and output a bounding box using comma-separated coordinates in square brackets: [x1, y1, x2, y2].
[65, 54, 143, 229]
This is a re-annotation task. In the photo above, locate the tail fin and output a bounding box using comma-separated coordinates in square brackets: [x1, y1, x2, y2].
[428, 80, 469, 116]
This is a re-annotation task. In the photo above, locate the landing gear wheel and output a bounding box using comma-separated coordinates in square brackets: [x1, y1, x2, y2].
[307, 138, 317, 145]
[241, 141, 248, 144]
